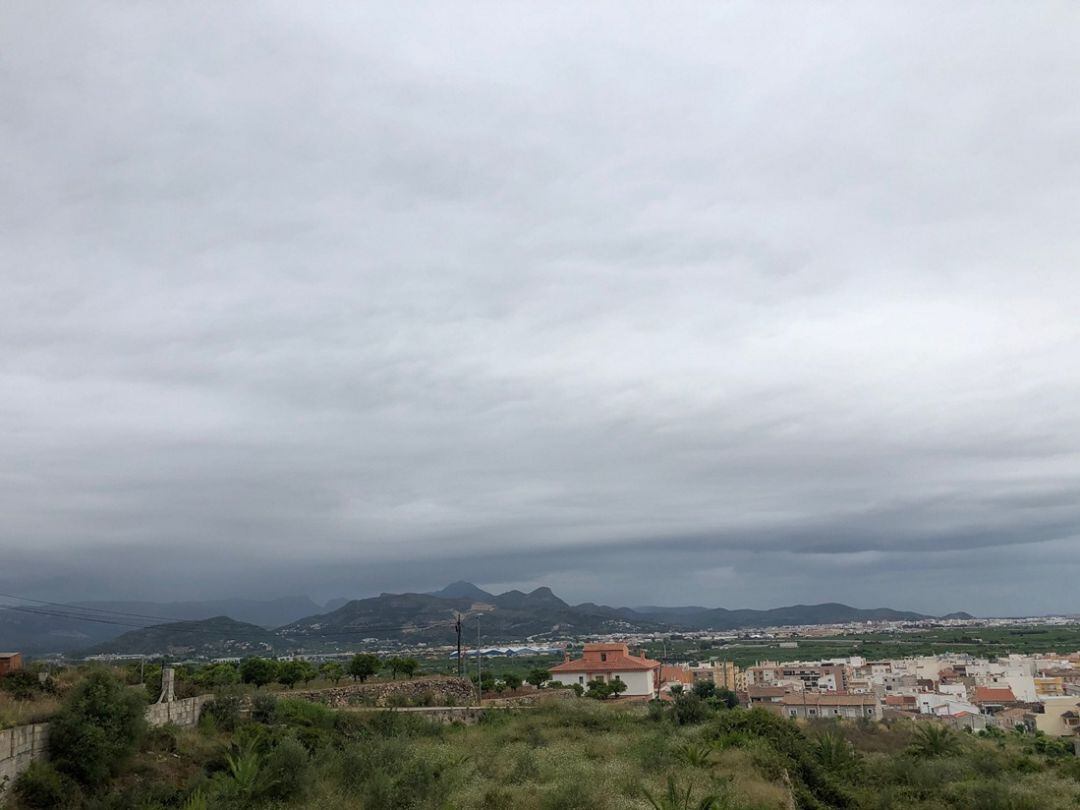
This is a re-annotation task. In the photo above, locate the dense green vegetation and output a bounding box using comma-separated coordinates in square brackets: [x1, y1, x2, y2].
[9, 669, 1080, 809]
[645, 624, 1080, 668]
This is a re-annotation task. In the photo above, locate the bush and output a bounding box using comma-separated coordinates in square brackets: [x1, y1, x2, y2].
[671, 692, 710, 725]
[1, 670, 44, 700]
[204, 691, 243, 731]
[250, 693, 278, 724]
[14, 761, 80, 809]
[48, 669, 147, 787]
[258, 735, 313, 801]
[275, 697, 335, 728]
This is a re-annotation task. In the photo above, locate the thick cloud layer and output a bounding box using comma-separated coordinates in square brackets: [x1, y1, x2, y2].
[2, 3, 1079, 615]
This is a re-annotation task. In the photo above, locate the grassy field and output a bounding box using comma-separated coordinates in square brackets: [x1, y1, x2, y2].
[7, 673, 1080, 810]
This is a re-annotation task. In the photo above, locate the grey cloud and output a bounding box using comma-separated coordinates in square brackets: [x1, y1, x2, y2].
[2, 2, 1080, 616]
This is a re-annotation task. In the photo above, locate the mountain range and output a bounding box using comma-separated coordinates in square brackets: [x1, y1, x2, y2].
[2, 581, 974, 657]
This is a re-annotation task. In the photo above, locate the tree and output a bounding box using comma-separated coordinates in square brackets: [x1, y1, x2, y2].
[348, 653, 380, 683]
[525, 668, 550, 688]
[240, 657, 279, 689]
[502, 672, 523, 691]
[196, 662, 240, 689]
[385, 657, 405, 679]
[692, 680, 717, 699]
[471, 671, 495, 692]
[907, 723, 961, 759]
[585, 679, 607, 699]
[276, 660, 308, 689]
[586, 678, 628, 700]
[320, 661, 344, 685]
[399, 658, 419, 679]
[296, 660, 317, 686]
[714, 688, 739, 710]
[48, 669, 147, 787]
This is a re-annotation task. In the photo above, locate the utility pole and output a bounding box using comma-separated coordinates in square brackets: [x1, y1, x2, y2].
[455, 614, 463, 677]
[476, 615, 482, 706]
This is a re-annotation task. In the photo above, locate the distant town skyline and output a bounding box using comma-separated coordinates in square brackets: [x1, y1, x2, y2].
[3, 4, 1080, 617]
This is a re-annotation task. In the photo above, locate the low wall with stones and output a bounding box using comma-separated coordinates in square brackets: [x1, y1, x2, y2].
[287, 677, 477, 708]
[0, 695, 210, 798]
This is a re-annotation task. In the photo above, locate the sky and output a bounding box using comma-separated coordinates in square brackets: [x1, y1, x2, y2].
[2, 3, 1080, 617]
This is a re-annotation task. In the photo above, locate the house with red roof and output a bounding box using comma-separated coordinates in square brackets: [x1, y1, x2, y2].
[548, 643, 661, 697]
[972, 686, 1019, 714]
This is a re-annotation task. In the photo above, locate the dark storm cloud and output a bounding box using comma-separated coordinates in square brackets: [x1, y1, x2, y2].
[2, 2, 1080, 615]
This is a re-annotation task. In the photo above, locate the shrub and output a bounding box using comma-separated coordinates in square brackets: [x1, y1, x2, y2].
[204, 690, 243, 731]
[671, 692, 710, 725]
[258, 735, 313, 801]
[250, 692, 278, 724]
[275, 697, 335, 728]
[48, 669, 147, 787]
[14, 761, 80, 809]
[1, 670, 44, 700]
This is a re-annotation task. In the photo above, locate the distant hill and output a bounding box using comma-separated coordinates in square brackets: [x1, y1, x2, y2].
[0, 595, 324, 654]
[83, 616, 283, 657]
[428, 581, 495, 601]
[278, 583, 957, 649]
[9, 582, 973, 657]
[280, 585, 665, 647]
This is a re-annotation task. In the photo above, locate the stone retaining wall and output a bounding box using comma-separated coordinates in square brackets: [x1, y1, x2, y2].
[287, 676, 476, 708]
[0, 695, 210, 798]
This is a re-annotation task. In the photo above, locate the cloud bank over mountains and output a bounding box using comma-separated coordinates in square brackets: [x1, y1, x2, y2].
[2, 3, 1079, 615]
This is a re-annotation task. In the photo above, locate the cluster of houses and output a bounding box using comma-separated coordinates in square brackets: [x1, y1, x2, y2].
[548, 644, 1080, 736]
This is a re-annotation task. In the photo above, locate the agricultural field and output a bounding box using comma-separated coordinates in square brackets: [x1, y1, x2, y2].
[643, 624, 1080, 668]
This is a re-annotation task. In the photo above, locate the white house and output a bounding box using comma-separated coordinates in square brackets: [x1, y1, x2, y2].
[548, 643, 660, 697]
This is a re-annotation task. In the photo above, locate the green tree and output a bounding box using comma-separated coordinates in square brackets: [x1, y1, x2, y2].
[908, 723, 961, 759]
[277, 660, 308, 689]
[502, 672, 523, 690]
[692, 680, 717, 699]
[348, 653, 380, 683]
[385, 657, 404, 679]
[48, 669, 147, 787]
[319, 661, 344, 685]
[525, 668, 550, 688]
[399, 658, 419, 678]
[195, 662, 239, 689]
[240, 657, 278, 689]
[296, 660, 317, 686]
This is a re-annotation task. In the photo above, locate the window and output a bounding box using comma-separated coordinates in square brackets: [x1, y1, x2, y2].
[614, 675, 621, 681]
[579, 676, 584, 684]
[600, 653, 607, 662]
[789, 710, 797, 717]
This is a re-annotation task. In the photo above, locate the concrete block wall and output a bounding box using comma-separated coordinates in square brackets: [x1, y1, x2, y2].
[0, 695, 210, 798]
[0, 723, 49, 796]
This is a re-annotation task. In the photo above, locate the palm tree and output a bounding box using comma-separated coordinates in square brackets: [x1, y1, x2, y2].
[644, 776, 728, 810]
[813, 730, 860, 774]
[907, 723, 960, 759]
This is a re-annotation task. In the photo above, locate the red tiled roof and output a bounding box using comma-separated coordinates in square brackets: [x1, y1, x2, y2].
[973, 687, 1016, 703]
[550, 652, 660, 673]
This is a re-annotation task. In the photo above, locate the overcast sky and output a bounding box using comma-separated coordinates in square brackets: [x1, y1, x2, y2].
[2, 3, 1079, 616]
